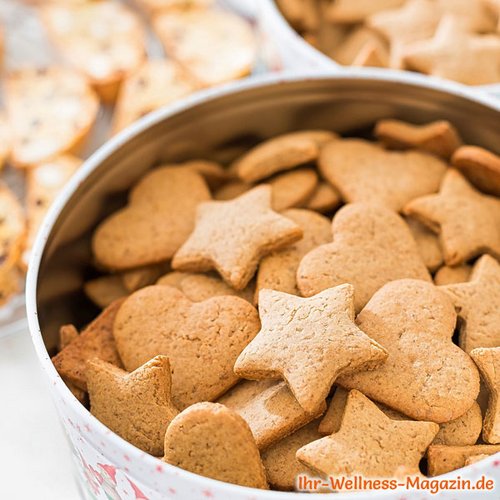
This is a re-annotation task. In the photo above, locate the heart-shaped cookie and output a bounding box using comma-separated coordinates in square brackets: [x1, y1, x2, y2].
[319, 138, 446, 212]
[337, 279, 480, 423]
[92, 166, 210, 270]
[113, 285, 260, 409]
[297, 203, 431, 312]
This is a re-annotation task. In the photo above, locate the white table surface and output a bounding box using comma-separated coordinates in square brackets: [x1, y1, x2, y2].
[0, 325, 80, 500]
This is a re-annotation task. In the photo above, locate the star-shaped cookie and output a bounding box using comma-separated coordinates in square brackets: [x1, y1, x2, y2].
[234, 285, 388, 414]
[470, 347, 500, 444]
[86, 355, 179, 456]
[440, 255, 500, 353]
[296, 390, 439, 479]
[404, 169, 500, 266]
[172, 185, 303, 290]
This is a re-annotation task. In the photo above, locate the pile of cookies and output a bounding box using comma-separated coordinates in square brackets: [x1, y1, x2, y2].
[52, 119, 500, 491]
[276, 0, 500, 85]
[0, 0, 255, 307]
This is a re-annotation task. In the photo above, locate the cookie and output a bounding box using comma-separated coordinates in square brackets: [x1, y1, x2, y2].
[112, 60, 199, 133]
[403, 16, 500, 85]
[406, 217, 443, 272]
[427, 444, 500, 476]
[233, 130, 337, 183]
[5, 67, 98, 167]
[58, 325, 87, 403]
[113, 285, 260, 409]
[297, 203, 431, 312]
[0, 183, 25, 272]
[83, 275, 128, 309]
[163, 402, 268, 489]
[262, 420, 322, 491]
[121, 262, 170, 293]
[276, 0, 319, 32]
[41, 2, 146, 102]
[464, 454, 489, 466]
[135, 0, 213, 16]
[470, 348, 500, 444]
[256, 209, 332, 298]
[440, 255, 500, 353]
[404, 169, 500, 266]
[87, 355, 178, 456]
[0, 114, 11, 170]
[22, 154, 81, 269]
[181, 160, 228, 190]
[337, 279, 480, 423]
[304, 181, 341, 213]
[375, 119, 462, 160]
[92, 166, 210, 270]
[297, 390, 439, 479]
[318, 139, 447, 212]
[318, 386, 349, 435]
[351, 41, 390, 67]
[434, 264, 472, 286]
[155, 271, 192, 288]
[331, 26, 388, 65]
[52, 298, 124, 391]
[452, 146, 500, 197]
[235, 284, 388, 414]
[437, 0, 497, 32]
[326, 0, 405, 24]
[172, 185, 303, 290]
[214, 181, 250, 201]
[153, 9, 256, 87]
[218, 379, 326, 450]
[268, 168, 318, 212]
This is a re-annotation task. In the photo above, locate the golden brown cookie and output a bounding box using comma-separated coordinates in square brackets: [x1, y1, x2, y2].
[375, 119, 462, 160]
[113, 285, 260, 409]
[218, 380, 326, 450]
[434, 264, 472, 286]
[214, 181, 250, 201]
[41, 2, 146, 102]
[172, 185, 303, 290]
[331, 26, 388, 65]
[121, 262, 170, 293]
[83, 275, 128, 309]
[440, 255, 500, 353]
[256, 209, 332, 299]
[406, 217, 443, 272]
[304, 181, 341, 213]
[235, 284, 387, 414]
[318, 387, 349, 435]
[337, 279, 480, 423]
[268, 168, 318, 212]
[262, 419, 322, 491]
[297, 203, 431, 312]
[276, 0, 319, 32]
[135, 0, 213, 16]
[438, 0, 497, 32]
[470, 348, 500, 444]
[0, 183, 25, 274]
[452, 145, 500, 197]
[92, 166, 210, 270]
[405, 169, 500, 266]
[318, 139, 447, 212]
[52, 299, 124, 391]
[427, 444, 500, 476]
[233, 130, 337, 183]
[163, 402, 268, 489]
[326, 0, 405, 23]
[181, 159, 228, 190]
[5, 67, 98, 167]
[0, 114, 11, 170]
[87, 355, 178, 455]
[464, 454, 489, 466]
[297, 390, 439, 479]
[58, 325, 87, 404]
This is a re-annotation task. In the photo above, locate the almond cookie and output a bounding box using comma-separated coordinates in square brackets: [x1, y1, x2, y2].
[297, 203, 431, 312]
[326, 0, 405, 24]
[5, 67, 98, 167]
[92, 166, 210, 270]
[52, 298, 124, 391]
[405, 169, 500, 266]
[87, 355, 178, 456]
[42, 2, 146, 102]
[163, 402, 268, 489]
[452, 146, 500, 197]
[318, 139, 447, 212]
[172, 185, 303, 290]
[153, 9, 256, 87]
[262, 419, 322, 491]
[470, 348, 500, 444]
[256, 209, 332, 299]
[112, 60, 199, 133]
[218, 380, 326, 450]
[427, 444, 500, 476]
[337, 279, 480, 423]
[375, 119, 462, 160]
[434, 264, 472, 286]
[58, 325, 86, 403]
[235, 284, 388, 414]
[440, 255, 500, 353]
[113, 285, 260, 409]
[83, 275, 128, 309]
[297, 390, 439, 480]
[304, 182, 341, 213]
[406, 217, 443, 272]
[22, 154, 81, 269]
[233, 130, 337, 183]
